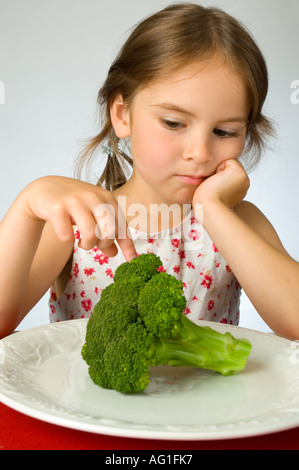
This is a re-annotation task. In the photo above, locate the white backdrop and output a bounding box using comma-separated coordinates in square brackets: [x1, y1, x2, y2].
[0, 0, 298, 333]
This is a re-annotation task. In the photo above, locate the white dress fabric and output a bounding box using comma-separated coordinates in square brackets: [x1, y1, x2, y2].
[49, 211, 241, 325]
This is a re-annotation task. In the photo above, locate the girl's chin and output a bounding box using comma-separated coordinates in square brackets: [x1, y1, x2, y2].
[171, 187, 197, 205]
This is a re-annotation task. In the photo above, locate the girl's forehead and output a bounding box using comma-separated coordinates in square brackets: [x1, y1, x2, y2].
[135, 56, 248, 104]
[140, 55, 245, 93]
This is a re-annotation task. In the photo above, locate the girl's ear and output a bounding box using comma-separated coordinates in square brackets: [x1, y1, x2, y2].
[110, 95, 130, 138]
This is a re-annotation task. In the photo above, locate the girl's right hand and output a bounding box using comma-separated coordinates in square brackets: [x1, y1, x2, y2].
[193, 159, 250, 209]
[22, 175, 137, 261]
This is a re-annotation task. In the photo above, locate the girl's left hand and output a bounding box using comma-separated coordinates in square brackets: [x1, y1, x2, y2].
[193, 159, 250, 208]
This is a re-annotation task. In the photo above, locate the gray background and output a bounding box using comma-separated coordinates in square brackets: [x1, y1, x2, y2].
[0, 0, 298, 333]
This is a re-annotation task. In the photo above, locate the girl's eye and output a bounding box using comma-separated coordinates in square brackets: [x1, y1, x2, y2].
[161, 119, 184, 130]
[214, 128, 237, 138]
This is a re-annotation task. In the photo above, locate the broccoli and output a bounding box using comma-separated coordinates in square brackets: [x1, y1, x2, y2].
[81, 253, 252, 394]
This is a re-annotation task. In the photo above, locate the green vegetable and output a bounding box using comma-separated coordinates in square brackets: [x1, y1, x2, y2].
[81, 253, 252, 393]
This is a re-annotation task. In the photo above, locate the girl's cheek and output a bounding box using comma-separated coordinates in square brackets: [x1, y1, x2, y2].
[218, 139, 246, 162]
[233, 137, 247, 157]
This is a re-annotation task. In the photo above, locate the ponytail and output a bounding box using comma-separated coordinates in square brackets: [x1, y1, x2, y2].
[98, 147, 133, 191]
[75, 107, 133, 191]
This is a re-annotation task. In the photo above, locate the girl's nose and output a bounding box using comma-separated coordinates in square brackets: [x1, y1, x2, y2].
[182, 134, 212, 164]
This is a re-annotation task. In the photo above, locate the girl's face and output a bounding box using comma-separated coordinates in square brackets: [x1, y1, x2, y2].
[115, 55, 250, 206]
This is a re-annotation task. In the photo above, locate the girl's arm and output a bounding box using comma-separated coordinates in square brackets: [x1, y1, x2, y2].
[0, 176, 137, 338]
[0, 210, 73, 338]
[194, 159, 299, 340]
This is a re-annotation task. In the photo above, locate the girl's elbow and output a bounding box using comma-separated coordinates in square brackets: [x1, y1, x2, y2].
[0, 310, 22, 339]
[0, 324, 15, 339]
[272, 318, 299, 341]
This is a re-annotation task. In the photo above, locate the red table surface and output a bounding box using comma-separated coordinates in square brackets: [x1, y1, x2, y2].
[1, 402, 299, 450]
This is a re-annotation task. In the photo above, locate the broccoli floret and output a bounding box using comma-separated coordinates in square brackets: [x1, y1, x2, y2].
[138, 272, 187, 338]
[81, 253, 252, 393]
[103, 323, 155, 393]
[113, 252, 162, 283]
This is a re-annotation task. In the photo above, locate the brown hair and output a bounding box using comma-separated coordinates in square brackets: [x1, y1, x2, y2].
[76, 3, 275, 191]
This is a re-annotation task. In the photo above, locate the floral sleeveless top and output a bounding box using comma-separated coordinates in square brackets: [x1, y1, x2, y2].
[49, 211, 241, 325]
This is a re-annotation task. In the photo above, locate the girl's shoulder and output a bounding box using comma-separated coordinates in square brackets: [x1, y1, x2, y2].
[233, 200, 288, 255]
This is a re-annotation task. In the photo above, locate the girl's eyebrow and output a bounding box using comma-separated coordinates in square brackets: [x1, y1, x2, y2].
[220, 117, 248, 124]
[151, 102, 195, 117]
[152, 102, 248, 123]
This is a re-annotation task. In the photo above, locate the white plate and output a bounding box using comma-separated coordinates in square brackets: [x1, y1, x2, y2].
[1, 319, 299, 440]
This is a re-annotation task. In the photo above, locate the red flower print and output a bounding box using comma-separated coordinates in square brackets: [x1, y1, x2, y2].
[73, 263, 79, 278]
[94, 253, 109, 265]
[147, 238, 155, 244]
[84, 267, 95, 276]
[188, 229, 200, 241]
[72, 292, 76, 300]
[207, 300, 214, 311]
[186, 261, 195, 269]
[226, 265, 231, 272]
[201, 274, 213, 289]
[192, 296, 198, 301]
[220, 318, 228, 324]
[82, 298, 92, 312]
[178, 249, 186, 260]
[80, 290, 85, 298]
[94, 287, 99, 295]
[171, 238, 180, 249]
[212, 243, 218, 252]
[74, 230, 81, 240]
[105, 268, 113, 278]
[157, 265, 166, 273]
[173, 265, 180, 274]
[50, 291, 57, 302]
[190, 216, 199, 225]
[50, 304, 56, 314]
[184, 307, 191, 315]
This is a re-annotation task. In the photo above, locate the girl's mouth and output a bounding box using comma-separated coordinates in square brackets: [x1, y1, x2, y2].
[176, 175, 207, 186]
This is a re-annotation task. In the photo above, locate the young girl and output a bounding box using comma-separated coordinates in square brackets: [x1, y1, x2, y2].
[0, 3, 298, 340]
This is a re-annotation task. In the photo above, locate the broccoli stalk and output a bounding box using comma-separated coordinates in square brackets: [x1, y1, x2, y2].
[81, 253, 252, 394]
[153, 314, 251, 375]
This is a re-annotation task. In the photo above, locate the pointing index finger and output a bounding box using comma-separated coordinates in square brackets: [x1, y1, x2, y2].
[95, 195, 137, 262]
[117, 235, 138, 262]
